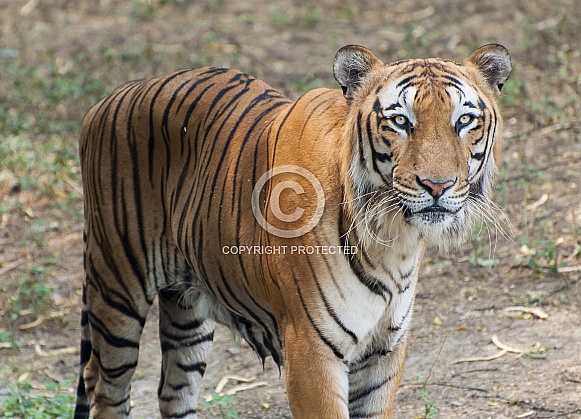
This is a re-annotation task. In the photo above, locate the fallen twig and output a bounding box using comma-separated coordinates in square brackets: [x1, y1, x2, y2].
[452, 334, 547, 365]
[214, 375, 257, 394]
[503, 306, 548, 319]
[19, 311, 68, 330]
[223, 381, 268, 396]
[492, 335, 546, 359]
[558, 265, 581, 273]
[205, 375, 268, 401]
[491, 335, 522, 353]
[451, 348, 508, 365]
[525, 193, 548, 211]
[35, 344, 78, 357]
[400, 381, 488, 392]
[0, 258, 27, 276]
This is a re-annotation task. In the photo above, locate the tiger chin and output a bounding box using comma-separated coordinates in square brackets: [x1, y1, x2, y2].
[74, 44, 511, 418]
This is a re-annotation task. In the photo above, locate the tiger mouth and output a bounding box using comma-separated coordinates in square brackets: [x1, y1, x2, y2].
[402, 204, 459, 224]
[403, 204, 452, 216]
[417, 205, 451, 214]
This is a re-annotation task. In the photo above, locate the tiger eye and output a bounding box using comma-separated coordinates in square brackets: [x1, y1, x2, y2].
[394, 115, 407, 126]
[459, 114, 473, 124]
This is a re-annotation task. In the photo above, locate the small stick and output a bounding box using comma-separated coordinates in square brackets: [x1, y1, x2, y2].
[214, 375, 257, 394]
[223, 382, 268, 396]
[451, 348, 508, 365]
[0, 258, 27, 276]
[35, 344, 78, 357]
[503, 306, 548, 319]
[491, 335, 522, 353]
[19, 311, 67, 330]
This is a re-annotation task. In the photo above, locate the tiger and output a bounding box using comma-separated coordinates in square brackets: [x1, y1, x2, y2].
[74, 43, 511, 418]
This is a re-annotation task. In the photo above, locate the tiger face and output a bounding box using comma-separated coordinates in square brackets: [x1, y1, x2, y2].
[334, 44, 511, 249]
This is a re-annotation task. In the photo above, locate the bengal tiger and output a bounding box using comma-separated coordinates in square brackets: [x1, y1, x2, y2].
[74, 44, 511, 418]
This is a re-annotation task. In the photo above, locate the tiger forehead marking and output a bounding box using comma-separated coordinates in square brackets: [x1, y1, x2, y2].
[378, 62, 486, 119]
[76, 44, 510, 418]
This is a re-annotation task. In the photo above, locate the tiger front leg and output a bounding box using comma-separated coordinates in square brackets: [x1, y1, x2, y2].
[348, 336, 408, 419]
[284, 321, 350, 418]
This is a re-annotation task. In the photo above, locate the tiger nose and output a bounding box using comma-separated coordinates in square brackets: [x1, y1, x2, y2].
[418, 178, 456, 199]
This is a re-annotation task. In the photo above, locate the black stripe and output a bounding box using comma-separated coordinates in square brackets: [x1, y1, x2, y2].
[313, 232, 347, 300]
[291, 266, 345, 360]
[170, 382, 189, 391]
[385, 102, 402, 111]
[351, 348, 391, 373]
[179, 67, 230, 111]
[391, 301, 413, 331]
[76, 375, 87, 397]
[73, 403, 90, 417]
[365, 115, 392, 180]
[88, 313, 140, 349]
[356, 112, 367, 169]
[339, 210, 391, 301]
[176, 361, 206, 374]
[167, 408, 198, 418]
[80, 309, 88, 325]
[441, 74, 463, 87]
[464, 100, 478, 109]
[87, 257, 147, 326]
[104, 394, 130, 408]
[79, 339, 92, 364]
[350, 409, 387, 418]
[348, 375, 392, 404]
[230, 90, 290, 213]
[170, 318, 204, 330]
[307, 257, 359, 344]
[478, 97, 488, 110]
[146, 70, 192, 182]
[472, 108, 496, 179]
[215, 265, 277, 346]
[160, 331, 214, 352]
[92, 349, 138, 379]
[396, 75, 418, 88]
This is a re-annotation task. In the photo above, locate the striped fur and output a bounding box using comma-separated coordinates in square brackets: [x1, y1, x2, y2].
[75, 45, 510, 418]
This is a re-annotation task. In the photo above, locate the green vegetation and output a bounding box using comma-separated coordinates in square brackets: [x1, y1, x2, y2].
[0, 379, 75, 418]
[413, 376, 439, 419]
[419, 387, 440, 419]
[7, 261, 61, 321]
[201, 393, 239, 419]
[521, 238, 561, 275]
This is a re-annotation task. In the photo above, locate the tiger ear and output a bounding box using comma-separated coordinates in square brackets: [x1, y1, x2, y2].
[333, 45, 383, 100]
[465, 44, 512, 95]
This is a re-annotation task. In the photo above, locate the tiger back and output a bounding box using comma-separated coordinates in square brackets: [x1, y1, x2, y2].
[75, 44, 511, 418]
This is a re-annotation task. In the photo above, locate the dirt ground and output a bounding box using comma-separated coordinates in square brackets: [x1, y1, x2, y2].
[1, 0, 580, 418]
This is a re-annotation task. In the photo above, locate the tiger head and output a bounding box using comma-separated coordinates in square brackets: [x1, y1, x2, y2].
[334, 44, 511, 250]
